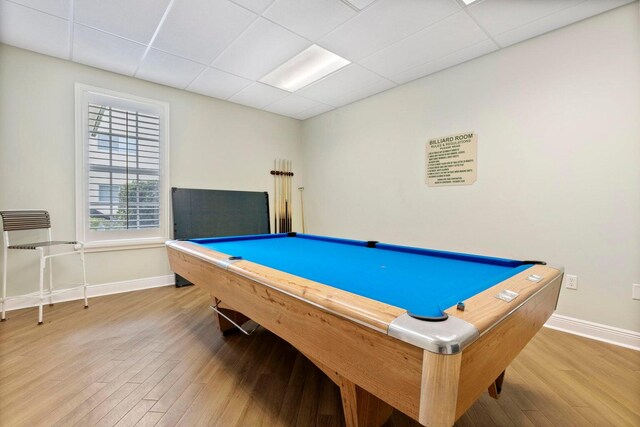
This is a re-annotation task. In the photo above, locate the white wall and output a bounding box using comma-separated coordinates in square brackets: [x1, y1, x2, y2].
[0, 43, 302, 296]
[301, 4, 640, 332]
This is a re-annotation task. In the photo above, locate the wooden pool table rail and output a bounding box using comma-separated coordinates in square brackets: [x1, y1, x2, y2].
[167, 241, 406, 332]
[444, 263, 558, 334]
[167, 240, 562, 427]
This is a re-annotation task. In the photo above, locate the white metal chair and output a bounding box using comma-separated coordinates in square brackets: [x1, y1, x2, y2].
[0, 210, 88, 325]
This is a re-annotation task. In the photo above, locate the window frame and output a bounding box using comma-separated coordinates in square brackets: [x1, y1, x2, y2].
[75, 83, 170, 251]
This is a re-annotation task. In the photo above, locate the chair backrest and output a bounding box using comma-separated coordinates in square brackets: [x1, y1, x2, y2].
[0, 210, 51, 232]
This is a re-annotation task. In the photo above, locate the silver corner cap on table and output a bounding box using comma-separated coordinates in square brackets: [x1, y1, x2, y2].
[388, 313, 479, 355]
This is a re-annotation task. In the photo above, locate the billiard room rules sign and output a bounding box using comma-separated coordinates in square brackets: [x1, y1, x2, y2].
[426, 132, 477, 186]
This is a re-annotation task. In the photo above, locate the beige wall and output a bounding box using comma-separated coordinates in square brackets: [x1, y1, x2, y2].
[1, 4, 638, 333]
[0, 43, 302, 295]
[301, 4, 640, 331]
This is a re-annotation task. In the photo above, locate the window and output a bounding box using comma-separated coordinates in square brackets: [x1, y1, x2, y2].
[97, 184, 121, 203]
[96, 134, 135, 154]
[76, 84, 170, 250]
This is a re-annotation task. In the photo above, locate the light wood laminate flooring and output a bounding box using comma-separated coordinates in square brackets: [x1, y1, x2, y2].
[0, 285, 638, 427]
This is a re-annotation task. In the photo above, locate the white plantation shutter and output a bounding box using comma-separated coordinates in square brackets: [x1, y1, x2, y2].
[87, 104, 161, 230]
[76, 84, 169, 249]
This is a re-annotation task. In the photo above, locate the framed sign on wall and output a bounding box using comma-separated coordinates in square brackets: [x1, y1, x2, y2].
[425, 132, 477, 187]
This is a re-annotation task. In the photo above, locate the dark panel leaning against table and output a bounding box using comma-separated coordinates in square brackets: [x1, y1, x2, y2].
[166, 233, 563, 427]
[170, 187, 270, 287]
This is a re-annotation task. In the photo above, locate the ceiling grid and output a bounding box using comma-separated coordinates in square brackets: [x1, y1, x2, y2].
[0, 0, 634, 119]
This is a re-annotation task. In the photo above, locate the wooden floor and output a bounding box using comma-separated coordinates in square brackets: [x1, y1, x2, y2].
[0, 286, 638, 427]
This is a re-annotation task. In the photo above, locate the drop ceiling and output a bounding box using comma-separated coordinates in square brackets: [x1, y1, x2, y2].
[0, 0, 634, 120]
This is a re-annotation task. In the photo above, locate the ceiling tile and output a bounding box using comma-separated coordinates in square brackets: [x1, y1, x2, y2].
[466, 0, 583, 37]
[319, 0, 460, 61]
[298, 64, 391, 106]
[1, 0, 631, 119]
[264, 0, 357, 41]
[135, 49, 206, 89]
[328, 78, 396, 107]
[230, 0, 274, 14]
[8, 0, 70, 18]
[391, 39, 498, 84]
[263, 94, 323, 117]
[229, 82, 290, 109]
[294, 103, 335, 120]
[0, 1, 70, 59]
[493, 0, 636, 47]
[360, 11, 487, 79]
[343, 0, 376, 10]
[187, 67, 252, 99]
[153, 0, 256, 65]
[74, 0, 170, 44]
[72, 24, 146, 76]
[212, 18, 310, 80]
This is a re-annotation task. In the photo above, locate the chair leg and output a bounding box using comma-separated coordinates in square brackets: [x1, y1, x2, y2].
[2, 247, 7, 321]
[81, 246, 88, 309]
[38, 249, 44, 325]
[48, 247, 53, 306]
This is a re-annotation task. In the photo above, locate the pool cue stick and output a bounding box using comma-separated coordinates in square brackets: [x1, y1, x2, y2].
[282, 159, 286, 232]
[289, 160, 293, 232]
[284, 159, 288, 232]
[276, 159, 282, 233]
[298, 186, 305, 233]
[273, 159, 276, 233]
[288, 160, 292, 232]
[286, 160, 290, 232]
[279, 159, 283, 232]
[279, 158, 282, 233]
[277, 159, 281, 233]
[280, 159, 287, 233]
[285, 199, 289, 232]
[277, 158, 281, 233]
[289, 160, 292, 232]
[273, 159, 278, 233]
[280, 159, 285, 232]
[287, 160, 293, 231]
[282, 159, 289, 233]
[277, 158, 281, 232]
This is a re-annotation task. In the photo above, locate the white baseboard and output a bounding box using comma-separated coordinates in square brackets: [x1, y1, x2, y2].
[545, 313, 640, 351]
[2, 275, 175, 312]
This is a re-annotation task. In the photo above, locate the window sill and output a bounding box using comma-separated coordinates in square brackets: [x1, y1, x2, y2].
[82, 238, 169, 253]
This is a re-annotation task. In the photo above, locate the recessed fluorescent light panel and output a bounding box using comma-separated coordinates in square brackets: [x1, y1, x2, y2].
[259, 45, 350, 92]
[461, 0, 479, 5]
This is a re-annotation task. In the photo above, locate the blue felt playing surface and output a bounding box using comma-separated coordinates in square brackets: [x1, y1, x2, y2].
[191, 234, 531, 318]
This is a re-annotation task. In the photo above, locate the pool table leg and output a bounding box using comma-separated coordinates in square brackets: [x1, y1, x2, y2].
[339, 378, 394, 427]
[211, 297, 251, 336]
[419, 350, 462, 427]
[303, 352, 393, 427]
[487, 370, 506, 399]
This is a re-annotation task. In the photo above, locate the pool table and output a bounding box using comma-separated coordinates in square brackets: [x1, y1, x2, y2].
[166, 233, 562, 427]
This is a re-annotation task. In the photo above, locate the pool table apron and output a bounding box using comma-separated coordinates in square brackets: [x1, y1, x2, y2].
[167, 241, 562, 427]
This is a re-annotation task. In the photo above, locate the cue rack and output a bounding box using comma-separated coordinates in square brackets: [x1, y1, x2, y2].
[271, 159, 294, 233]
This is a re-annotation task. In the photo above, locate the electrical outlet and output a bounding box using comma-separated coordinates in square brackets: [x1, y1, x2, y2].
[633, 284, 640, 300]
[564, 274, 578, 290]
